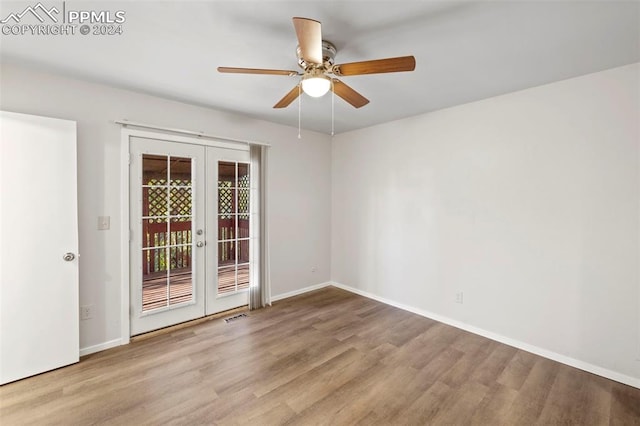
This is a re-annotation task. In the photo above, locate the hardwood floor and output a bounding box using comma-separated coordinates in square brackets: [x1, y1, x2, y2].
[1, 286, 639, 425]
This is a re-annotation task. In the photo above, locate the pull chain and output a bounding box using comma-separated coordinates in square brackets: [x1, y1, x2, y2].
[298, 83, 302, 139]
[331, 79, 335, 137]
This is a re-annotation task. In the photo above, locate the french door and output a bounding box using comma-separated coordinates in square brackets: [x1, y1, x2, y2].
[129, 136, 250, 336]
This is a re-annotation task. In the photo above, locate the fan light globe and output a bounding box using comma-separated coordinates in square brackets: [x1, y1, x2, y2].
[301, 75, 331, 97]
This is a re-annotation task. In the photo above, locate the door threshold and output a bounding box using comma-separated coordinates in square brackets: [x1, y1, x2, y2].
[131, 305, 249, 342]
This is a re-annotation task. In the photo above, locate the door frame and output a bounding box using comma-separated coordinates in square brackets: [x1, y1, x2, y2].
[120, 127, 249, 342]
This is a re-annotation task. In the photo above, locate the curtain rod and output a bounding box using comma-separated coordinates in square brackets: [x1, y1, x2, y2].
[114, 119, 271, 147]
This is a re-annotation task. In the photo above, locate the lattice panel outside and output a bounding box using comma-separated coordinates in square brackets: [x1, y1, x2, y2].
[144, 186, 193, 218]
[219, 183, 233, 218]
[238, 174, 249, 214]
[170, 187, 192, 216]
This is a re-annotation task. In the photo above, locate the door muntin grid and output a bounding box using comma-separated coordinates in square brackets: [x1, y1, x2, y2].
[217, 161, 250, 295]
[141, 154, 195, 312]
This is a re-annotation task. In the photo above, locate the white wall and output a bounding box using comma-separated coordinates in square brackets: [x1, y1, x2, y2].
[0, 62, 332, 352]
[332, 63, 640, 382]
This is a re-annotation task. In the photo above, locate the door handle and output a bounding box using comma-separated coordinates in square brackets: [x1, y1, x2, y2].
[63, 252, 75, 261]
[196, 241, 204, 248]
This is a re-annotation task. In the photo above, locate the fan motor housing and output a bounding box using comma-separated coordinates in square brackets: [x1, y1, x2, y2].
[297, 40, 336, 70]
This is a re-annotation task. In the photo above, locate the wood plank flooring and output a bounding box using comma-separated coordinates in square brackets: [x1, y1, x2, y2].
[1, 286, 639, 425]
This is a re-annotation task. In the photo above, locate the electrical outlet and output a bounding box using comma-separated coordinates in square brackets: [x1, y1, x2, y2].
[455, 292, 464, 304]
[80, 305, 94, 320]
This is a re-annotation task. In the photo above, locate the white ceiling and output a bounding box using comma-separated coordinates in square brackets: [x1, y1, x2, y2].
[1, 1, 638, 134]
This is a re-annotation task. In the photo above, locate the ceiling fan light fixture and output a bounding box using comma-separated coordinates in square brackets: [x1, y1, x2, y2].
[301, 74, 331, 97]
[218, 17, 415, 110]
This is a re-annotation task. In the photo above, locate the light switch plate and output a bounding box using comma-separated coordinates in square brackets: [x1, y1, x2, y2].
[98, 216, 110, 230]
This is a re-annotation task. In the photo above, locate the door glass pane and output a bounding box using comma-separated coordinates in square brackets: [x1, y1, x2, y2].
[170, 217, 192, 245]
[237, 264, 250, 290]
[238, 164, 249, 187]
[238, 239, 250, 263]
[216, 161, 250, 296]
[169, 245, 192, 270]
[218, 188, 235, 215]
[142, 154, 194, 312]
[238, 189, 249, 214]
[143, 155, 167, 185]
[142, 248, 168, 311]
[169, 246, 192, 306]
[238, 214, 250, 238]
[218, 265, 236, 294]
[218, 241, 235, 266]
[142, 247, 167, 275]
[143, 219, 167, 248]
[143, 187, 168, 217]
[218, 161, 236, 187]
[218, 215, 236, 241]
[170, 187, 192, 216]
[169, 274, 192, 305]
[170, 156, 192, 186]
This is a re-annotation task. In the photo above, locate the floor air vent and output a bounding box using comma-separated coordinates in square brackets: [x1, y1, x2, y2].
[224, 313, 247, 323]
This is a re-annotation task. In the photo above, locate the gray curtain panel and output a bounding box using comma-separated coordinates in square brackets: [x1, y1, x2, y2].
[249, 144, 271, 310]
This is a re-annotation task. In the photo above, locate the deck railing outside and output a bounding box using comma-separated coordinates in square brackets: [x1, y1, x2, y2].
[142, 218, 249, 310]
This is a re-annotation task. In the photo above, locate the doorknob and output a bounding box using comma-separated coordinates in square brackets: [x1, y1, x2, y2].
[62, 252, 75, 261]
[196, 241, 204, 248]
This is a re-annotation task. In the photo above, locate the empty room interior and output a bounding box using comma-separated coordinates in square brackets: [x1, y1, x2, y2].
[1, 0, 639, 424]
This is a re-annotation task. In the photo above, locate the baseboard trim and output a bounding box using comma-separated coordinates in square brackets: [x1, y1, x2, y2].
[330, 281, 640, 389]
[271, 282, 331, 302]
[80, 338, 123, 357]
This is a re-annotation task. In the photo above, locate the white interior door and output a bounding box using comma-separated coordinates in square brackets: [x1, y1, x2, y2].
[129, 137, 206, 335]
[0, 111, 79, 385]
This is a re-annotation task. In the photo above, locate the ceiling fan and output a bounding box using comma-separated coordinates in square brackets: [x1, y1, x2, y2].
[218, 17, 416, 109]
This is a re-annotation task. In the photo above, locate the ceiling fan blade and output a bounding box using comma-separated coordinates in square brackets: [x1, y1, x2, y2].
[333, 56, 416, 76]
[273, 84, 301, 109]
[292, 17, 322, 64]
[331, 79, 369, 108]
[218, 67, 299, 76]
